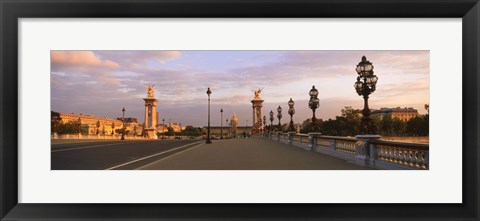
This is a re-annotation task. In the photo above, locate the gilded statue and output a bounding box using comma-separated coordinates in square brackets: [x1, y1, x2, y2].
[231, 112, 239, 128]
[252, 88, 263, 99]
[147, 85, 155, 98]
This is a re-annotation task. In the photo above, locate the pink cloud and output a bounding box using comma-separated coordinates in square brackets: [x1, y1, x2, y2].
[51, 51, 119, 69]
[95, 51, 182, 67]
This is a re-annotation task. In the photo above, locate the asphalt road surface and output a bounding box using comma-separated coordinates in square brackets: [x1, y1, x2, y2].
[51, 139, 202, 170]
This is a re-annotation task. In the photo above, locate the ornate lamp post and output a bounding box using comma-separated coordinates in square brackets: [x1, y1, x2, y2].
[308, 85, 320, 132]
[269, 110, 274, 133]
[226, 118, 229, 139]
[354, 55, 379, 134]
[76, 117, 82, 138]
[220, 108, 223, 139]
[288, 98, 295, 132]
[162, 118, 165, 139]
[121, 107, 126, 140]
[96, 120, 101, 135]
[277, 106, 282, 131]
[111, 122, 115, 135]
[262, 115, 266, 134]
[206, 87, 212, 144]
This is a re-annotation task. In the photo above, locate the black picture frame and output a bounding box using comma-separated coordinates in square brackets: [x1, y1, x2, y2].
[1, 0, 479, 220]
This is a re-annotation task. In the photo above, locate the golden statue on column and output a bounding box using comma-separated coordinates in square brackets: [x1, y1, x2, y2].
[147, 85, 155, 98]
[143, 85, 158, 139]
[251, 88, 264, 134]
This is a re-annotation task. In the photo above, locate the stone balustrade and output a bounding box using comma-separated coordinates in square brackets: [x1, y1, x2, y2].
[371, 140, 429, 169]
[270, 132, 428, 170]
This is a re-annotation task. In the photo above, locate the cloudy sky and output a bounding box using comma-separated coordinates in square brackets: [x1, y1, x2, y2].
[51, 50, 429, 127]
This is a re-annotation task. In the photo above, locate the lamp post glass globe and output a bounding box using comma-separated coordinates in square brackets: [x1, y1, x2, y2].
[309, 85, 319, 97]
[206, 87, 211, 96]
[288, 98, 294, 108]
[277, 106, 282, 130]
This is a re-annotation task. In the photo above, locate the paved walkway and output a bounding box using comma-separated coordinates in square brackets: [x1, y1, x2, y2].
[141, 137, 370, 170]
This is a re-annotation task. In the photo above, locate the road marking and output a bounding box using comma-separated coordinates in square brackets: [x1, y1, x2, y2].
[51, 142, 140, 153]
[105, 141, 204, 170]
[134, 142, 204, 170]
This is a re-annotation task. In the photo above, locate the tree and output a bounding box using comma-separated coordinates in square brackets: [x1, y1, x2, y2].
[57, 121, 81, 135]
[339, 106, 362, 136]
[381, 114, 393, 136]
[300, 119, 324, 134]
[392, 118, 406, 136]
[182, 125, 202, 136]
[165, 127, 174, 136]
[51, 111, 62, 134]
[421, 115, 429, 136]
[115, 128, 130, 135]
[314, 107, 362, 136]
[406, 116, 424, 136]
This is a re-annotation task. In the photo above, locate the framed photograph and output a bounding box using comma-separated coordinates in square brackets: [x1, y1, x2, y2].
[1, 0, 478, 220]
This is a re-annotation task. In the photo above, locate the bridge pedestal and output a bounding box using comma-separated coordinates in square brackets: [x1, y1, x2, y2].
[354, 135, 381, 166]
[288, 132, 296, 144]
[308, 132, 322, 151]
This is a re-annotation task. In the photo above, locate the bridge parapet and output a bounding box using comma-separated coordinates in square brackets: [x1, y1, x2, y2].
[370, 140, 429, 169]
[269, 132, 428, 170]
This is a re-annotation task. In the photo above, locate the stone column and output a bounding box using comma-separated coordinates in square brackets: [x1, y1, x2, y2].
[144, 105, 149, 128]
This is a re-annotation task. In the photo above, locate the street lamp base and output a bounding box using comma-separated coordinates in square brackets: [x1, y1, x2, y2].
[206, 140, 212, 144]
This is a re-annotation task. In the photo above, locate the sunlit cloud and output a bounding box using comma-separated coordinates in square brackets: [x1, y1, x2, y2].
[51, 51, 119, 69]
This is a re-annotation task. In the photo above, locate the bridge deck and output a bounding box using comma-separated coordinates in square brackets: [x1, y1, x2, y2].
[141, 137, 370, 170]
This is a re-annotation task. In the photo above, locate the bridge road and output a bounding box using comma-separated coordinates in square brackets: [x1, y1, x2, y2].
[140, 137, 371, 170]
[51, 139, 203, 170]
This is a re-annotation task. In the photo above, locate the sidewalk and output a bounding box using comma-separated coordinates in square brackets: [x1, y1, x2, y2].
[141, 137, 370, 170]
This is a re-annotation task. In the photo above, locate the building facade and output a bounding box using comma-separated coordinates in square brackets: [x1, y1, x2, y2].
[59, 112, 144, 136]
[371, 107, 419, 122]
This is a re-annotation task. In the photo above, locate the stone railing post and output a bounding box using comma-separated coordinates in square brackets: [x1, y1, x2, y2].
[288, 132, 296, 145]
[354, 135, 381, 166]
[330, 139, 336, 150]
[369, 142, 377, 167]
[308, 132, 322, 151]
